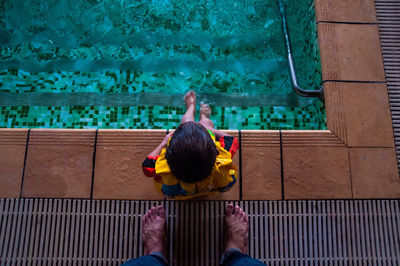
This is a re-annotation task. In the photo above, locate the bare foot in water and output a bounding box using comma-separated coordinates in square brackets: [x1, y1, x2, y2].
[200, 102, 212, 120]
[224, 204, 249, 253]
[184, 90, 196, 111]
[142, 206, 167, 258]
[181, 90, 196, 123]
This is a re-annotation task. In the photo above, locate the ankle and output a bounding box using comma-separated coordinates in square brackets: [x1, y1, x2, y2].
[225, 244, 246, 254]
[187, 104, 195, 112]
[146, 247, 162, 255]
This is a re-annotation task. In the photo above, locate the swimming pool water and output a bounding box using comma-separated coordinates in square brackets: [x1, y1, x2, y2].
[0, 0, 326, 129]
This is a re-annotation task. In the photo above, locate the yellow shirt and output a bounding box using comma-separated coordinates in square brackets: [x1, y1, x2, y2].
[153, 133, 238, 199]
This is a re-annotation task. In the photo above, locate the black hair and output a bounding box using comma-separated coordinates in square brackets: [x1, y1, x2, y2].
[165, 122, 218, 183]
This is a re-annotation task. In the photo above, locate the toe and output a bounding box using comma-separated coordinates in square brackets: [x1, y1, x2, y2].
[225, 204, 234, 217]
[239, 209, 244, 218]
[143, 211, 150, 223]
[146, 208, 154, 221]
[184, 91, 196, 106]
[200, 103, 211, 113]
[184, 91, 191, 100]
[157, 205, 166, 218]
[241, 212, 248, 222]
[150, 206, 156, 216]
[234, 205, 240, 216]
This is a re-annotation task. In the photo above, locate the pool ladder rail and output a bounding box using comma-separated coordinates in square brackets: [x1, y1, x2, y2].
[278, 0, 324, 101]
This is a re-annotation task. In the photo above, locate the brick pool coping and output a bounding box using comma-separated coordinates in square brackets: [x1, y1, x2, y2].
[0, 0, 399, 200]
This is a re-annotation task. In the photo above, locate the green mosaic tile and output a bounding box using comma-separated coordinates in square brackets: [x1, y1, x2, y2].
[0, 102, 326, 130]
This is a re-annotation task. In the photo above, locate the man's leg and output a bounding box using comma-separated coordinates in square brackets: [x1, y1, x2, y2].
[181, 90, 196, 124]
[198, 102, 215, 132]
[220, 204, 264, 266]
[122, 206, 168, 266]
[122, 255, 167, 266]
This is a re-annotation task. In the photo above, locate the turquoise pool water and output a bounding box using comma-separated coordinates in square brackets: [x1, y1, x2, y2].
[0, 0, 325, 129]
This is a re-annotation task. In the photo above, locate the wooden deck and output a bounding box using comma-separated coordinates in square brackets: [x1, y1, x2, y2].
[1, 199, 399, 265]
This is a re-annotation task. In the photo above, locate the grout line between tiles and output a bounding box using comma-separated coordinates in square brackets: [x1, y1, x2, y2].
[348, 148, 354, 199]
[239, 130, 243, 201]
[340, 84, 350, 147]
[323, 80, 386, 84]
[90, 129, 99, 200]
[20, 129, 31, 198]
[348, 146, 395, 149]
[317, 21, 378, 25]
[279, 130, 285, 200]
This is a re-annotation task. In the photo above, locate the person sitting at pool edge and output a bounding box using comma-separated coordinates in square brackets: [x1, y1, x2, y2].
[142, 90, 239, 199]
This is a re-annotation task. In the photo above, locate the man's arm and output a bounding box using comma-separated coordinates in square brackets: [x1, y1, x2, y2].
[142, 133, 173, 177]
[148, 132, 173, 158]
[201, 125, 230, 139]
[213, 129, 230, 139]
[205, 128, 239, 158]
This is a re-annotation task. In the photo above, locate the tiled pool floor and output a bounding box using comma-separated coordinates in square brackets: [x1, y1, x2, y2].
[0, 0, 325, 130]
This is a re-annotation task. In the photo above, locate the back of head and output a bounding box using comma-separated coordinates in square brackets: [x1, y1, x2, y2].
[166, 122, 218, 183]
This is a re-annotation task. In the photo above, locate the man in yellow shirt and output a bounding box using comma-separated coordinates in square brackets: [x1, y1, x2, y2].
[142, 91, 239, 199]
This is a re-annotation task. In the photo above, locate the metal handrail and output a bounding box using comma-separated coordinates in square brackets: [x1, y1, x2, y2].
[278, 0, 324, 101]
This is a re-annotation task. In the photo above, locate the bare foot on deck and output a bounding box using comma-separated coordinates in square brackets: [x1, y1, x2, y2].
[142, 206, 167, 258]
[224, 204, 249, 253]
[200, 102, 212, 120]
[184, 90, 196, 110]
